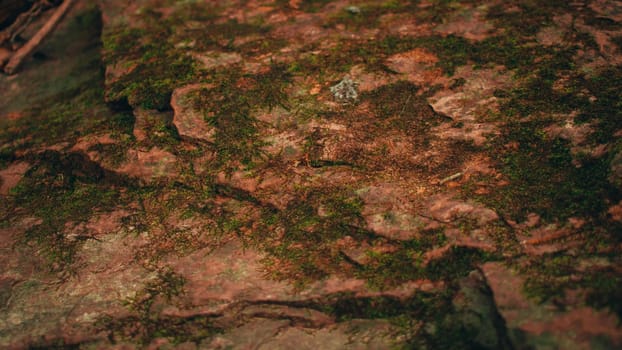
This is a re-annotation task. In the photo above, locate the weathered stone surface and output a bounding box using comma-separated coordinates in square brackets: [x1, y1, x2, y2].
[1, 0, 621, 347]
[167, 238, 432, 308]
[482, 262, 622, 349]
[117, 147, 179, 183]
[434, 4, 494, 41]
[357, 184, 425, 240]
[429, 66, 511, 122]
[425, 193, 499, 225]
[168, 240, 293, 306]
[453, 270, 514, 349]
[206, 318, 291, 349]
[171, 84, 216, 142]
[254, 319, 398, 350]
[131, 108, 176, 143]
[537, 25, 567, 46]
[385, 48, 444, 85]
[0, 161, 29, 195]
[193, 51, 242, 71]
[206, 318, 398, 350]
[517, 220, 584, 256]
[0, 230, 150, 348]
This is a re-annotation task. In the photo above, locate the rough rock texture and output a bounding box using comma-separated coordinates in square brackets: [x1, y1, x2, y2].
[0, 162, 29, 195]
[171, 84, 216, 142]
[1, 0, 621, 348]
[482, 262, 622, 349]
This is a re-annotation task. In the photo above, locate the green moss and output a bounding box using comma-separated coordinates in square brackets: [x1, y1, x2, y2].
[470, 35, 545, 71]
[289, 41, 362, 79]
[359, 247, 423, 289]
[584, 270, 622, 319]
[98, 312, 221, 346]
[0, 6, 140, 271]
[521, 254, 576, 302]
[287, 33, 484, 85]
[193, 62, 291, 171]
[289, 34, 472, 78]
[360, 241, 490, 289]
[576, 66, 622, 144]
[487, 0, 571, 37]
[413, 0, 464, 24]
[426, 247, 491, 280]
[363, 80, 447, 135]
[167, 1, 222, 24]
[236, 37, 288, 56]
[484, 121, 614, 222]
[125, 267, 186, 315]
[101, 27, 145, 65]
[329, 294, 428, 321]
[497, 48, 585, 117]
[102, 9, 197, 110]
[180, 18, 271, 52]
[305, 33, 538, 77]
[408, 35, 471, 75]
[6, 151, 127, 271]
[409, 33, 557, 75]
[106, 51, 196, 110]
[249, 186, 372, 288]
[324, 288, 489, 349]
[474, 55, 620, 224]
[272, 0, 333, 12]
[98, 267, 221, 344]
[297, 0, 333, 13]
[0, 9, 130, 153]
[520, 253, 622, 319]
[87, 139, 132, 167]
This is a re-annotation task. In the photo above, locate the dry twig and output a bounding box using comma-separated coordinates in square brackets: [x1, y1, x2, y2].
[0, 1, 55, 47]
[3, 0, 74, 74]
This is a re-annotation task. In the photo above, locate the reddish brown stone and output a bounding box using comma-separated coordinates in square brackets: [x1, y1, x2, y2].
[171, 84, 216, 143]
[116, 147, 179, 183]
[0, 162, 29, 195]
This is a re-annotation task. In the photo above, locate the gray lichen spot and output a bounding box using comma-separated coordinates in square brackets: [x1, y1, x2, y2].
[330, 76, 359, 104]
[346, 6, 361, 14]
